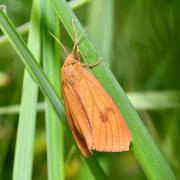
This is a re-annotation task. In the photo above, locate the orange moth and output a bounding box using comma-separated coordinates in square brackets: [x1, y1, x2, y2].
[51, 20, 132, 157]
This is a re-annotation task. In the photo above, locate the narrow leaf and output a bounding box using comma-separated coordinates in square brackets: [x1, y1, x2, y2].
[41, 0, 64, 179]
[12, 0, 41, 180]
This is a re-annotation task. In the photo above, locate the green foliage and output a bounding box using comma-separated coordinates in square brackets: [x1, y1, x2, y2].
[0, 0, 179, 179]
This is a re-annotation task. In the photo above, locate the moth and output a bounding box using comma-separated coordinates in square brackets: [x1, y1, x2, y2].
[51, 20, 132, 157]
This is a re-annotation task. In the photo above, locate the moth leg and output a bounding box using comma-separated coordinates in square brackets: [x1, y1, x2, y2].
[82, 58, 103, 68]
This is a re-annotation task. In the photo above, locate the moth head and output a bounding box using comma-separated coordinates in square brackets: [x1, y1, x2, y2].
[63, 53, 76, 66]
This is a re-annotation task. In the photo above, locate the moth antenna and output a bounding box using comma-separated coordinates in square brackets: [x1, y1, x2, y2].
[49, 32, 68, 56]
[77, 27, 87, 43]
[71, 19, 87, 54]
[72, 19, 78, 54]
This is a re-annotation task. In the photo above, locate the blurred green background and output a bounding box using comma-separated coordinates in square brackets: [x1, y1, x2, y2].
[0, 0, 180, 179]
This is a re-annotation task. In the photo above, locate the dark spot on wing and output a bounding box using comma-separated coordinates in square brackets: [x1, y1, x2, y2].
[105, 107, 114, 114]
[99, 111, 108, 123]
[99, 108, 115, 123]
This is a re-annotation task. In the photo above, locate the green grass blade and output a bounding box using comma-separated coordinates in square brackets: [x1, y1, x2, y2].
[87, 0, 114, 64]
[41, 0, 64, 179]
[50, 0, 176, 179]
[127, 91, 180, 110]
[0, 9, 108, 180]
[68, 0, 89, 9]
[0, 102, 44, 115]
[0, 22, 30, 46]
[0, 90, 180, 115]
[12, 0, 41, 180]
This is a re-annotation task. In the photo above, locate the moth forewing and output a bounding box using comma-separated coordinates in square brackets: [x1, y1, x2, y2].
[62, 82, 92, 157]
[61, 20, 132, 157]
